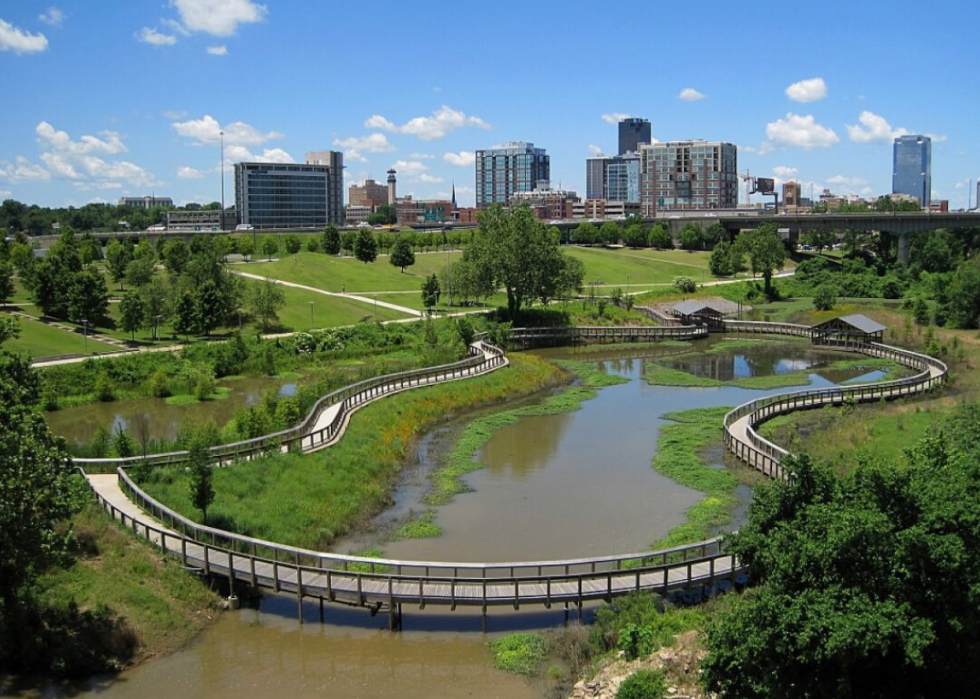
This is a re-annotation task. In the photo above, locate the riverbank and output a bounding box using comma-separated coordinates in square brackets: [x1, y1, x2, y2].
[141, 353, 567, 550]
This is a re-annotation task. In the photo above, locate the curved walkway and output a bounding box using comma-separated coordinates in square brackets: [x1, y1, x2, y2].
[80, 321, 947, 626]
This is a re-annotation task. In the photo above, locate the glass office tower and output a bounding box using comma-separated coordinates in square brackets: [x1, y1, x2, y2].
[892, 135, 931, 206]
[475, 142, 549, 208]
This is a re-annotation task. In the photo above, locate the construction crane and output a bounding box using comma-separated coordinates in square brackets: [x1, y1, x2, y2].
[738, 170, 754, 208]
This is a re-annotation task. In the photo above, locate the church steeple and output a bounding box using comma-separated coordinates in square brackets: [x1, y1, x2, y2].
[451, 182, 457, 209]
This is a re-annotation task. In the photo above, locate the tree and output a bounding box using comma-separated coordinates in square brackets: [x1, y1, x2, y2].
[647, 224, 673, 250]
[703, 223, 726, 247]
[703, 416, 980, 699]
[354, 229, 378, 263]
[139, 277, 170, 340]
[124, 255, 155, 289]
[556, 255, 586, 304]
[673, 276, 696, 293]
[944, 256, 980, 328]
[260, 235, 278, 260]
[0, 262, 13, 307]
[812, 284, 837, 311]
[679, 224, 703, 251]
[305, 236, 321, 253]
[709, 241, 734, 277]
[466, 204, 571, 319]
[67, 269, 109, 326]
[341, 230, 357, 256]
[598, 221, 621, 246]
[736, 223, 786, 297]
[389, 237, 415, 272]
[421, 273, 440, 314]
[322, 224, 341, 255]
[624, 224, 647, 248]
[193, 280, 223, 336]
[187, 429, 215, 522]
[237, 236, 254, 262]
[248, 278, 286, 332]
[172, 291, 195, 339]
[104, 240, 132, 289]
[284, 234, 302, 256]
[367, 203, 397, 225]
[119, 291, 145, 341]
[571, 221, 597, 245]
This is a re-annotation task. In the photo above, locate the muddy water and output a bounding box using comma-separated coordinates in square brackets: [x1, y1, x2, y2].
[13, 339, 870, 699]
[45, 377, 296, 446]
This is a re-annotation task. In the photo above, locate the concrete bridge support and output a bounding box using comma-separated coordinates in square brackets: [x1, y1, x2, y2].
[897, 231, 910, 265]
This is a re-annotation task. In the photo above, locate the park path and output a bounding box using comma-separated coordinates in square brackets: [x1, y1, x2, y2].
[231, 270, 419, 316]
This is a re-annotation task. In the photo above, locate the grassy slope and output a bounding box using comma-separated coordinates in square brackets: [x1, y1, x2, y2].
[5, 315, 119, 358]
[249, 280, 409, 331]
[38, 504, 220, 664]
[143, 353, 565, 549]
[565, 247, 714, 286]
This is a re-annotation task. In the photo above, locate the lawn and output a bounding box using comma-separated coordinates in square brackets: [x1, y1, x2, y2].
[251, 280, 409, 331]
[5, 315, 119, 358]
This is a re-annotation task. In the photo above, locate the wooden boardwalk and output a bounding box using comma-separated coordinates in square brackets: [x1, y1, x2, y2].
[81, 321, 947, 627]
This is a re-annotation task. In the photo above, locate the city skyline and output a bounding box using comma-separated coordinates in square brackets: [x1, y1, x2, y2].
[0, 0, 977, 210]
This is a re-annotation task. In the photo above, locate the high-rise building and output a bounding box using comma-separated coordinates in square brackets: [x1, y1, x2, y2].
[348, 179, 388, 208]
[618, 118, 651, 155]
[783, 181, 802, 208]
[475, 142, 549, 208]
[585, 154, 641, 203]
[235, 152, 344, 229]
[892, 135, 931, 207]
[304, 151, 344, 224]
[639, 140, 738, 215]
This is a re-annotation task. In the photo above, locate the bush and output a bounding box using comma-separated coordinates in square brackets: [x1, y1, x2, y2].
[147, 369, 171, 398]
[488, 633, 547, 675]
[616, 670, 667, 699]
[193, 373, 216, 401]
[618, 623, 655, 660]
[673, 277, 696, 294]
[812, 284, 837, 311]
[94, 372, 115, 402]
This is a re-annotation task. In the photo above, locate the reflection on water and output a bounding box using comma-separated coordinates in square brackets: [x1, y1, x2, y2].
[45, 378, 296, 446]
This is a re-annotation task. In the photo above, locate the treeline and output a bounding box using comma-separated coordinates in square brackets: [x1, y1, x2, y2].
[0, 198, 222, 236]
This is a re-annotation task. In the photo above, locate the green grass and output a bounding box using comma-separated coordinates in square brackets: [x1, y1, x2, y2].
[37, 503, 220, 664]
[394, 510, 443, 540]
[488, 633, 547, 675]
[644, 407, 743, 551]
[142, 353, 566, 549]
[246, 280, 410, 331]
[427, 359, 626, 505]
[163, 386, 231, 406]
[565, 246, 716, 286]
[5, 315, 119, 358]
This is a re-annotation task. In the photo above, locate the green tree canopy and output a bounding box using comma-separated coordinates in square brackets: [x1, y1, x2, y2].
[236, 236, 254, 262]
[598, 221, 621, 246]
[119, 290, 145, 341]
[104, 240, 132, 289]
[284, 234, 302, 255]
[321, 225, 341, 255]
[389, 237, 415, 272]
[571, 221, 597, 245]
[248, 278, 286, 332]
[736, 222, 786, 297]
[260, 235, 278, 260]
[421, 273, 440, 314]
[679, 224, 703, 251]
[647, 223, 673, 250]
[703, 409, 980, 699]
[354, 229, 378, 263]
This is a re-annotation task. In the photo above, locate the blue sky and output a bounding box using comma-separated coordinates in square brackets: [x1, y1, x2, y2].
[1, 0, 978, 210]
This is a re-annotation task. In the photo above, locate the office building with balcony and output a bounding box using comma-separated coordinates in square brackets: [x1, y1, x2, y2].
[892, 135, 931, 207]
[639, 140, 738, 215]
[475, 142, 549, 208]
[235, 151, 343, 229]
[586, 153, 641, 204]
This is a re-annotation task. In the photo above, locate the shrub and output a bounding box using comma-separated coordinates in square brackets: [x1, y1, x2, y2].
[618, 623, 655, 660]
[147, 369, 171, 398]
[94, 372, 115, 402]
[616, 670, 667, 699]
[812, 284, 837, 311]
[488, 633, 546, 675]
[673, 277, 696, 294]
[193, 373, 216, 401]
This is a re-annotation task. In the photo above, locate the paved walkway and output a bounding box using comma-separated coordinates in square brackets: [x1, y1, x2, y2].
[231, 270, 419, 316]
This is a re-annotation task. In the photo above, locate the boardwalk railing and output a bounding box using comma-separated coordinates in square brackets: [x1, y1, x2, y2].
[721, 322, 948, 480]
[509, 324, 706, 348]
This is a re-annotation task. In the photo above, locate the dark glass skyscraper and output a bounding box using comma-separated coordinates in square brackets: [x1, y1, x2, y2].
[618, 118, 651, 155]
[892, 135, 931, 206]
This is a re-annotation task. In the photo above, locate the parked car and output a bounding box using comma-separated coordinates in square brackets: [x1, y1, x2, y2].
[236, 224, 254, 231]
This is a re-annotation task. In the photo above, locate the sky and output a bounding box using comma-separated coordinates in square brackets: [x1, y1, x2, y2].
[1, 0, 978, 211]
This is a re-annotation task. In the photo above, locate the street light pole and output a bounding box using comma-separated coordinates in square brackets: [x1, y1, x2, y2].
[81, 319, 88, 354]
[154, 314, 162, 342]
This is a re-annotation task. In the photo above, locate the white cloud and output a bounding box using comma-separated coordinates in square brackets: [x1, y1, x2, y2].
[678, 87, 705, 101]
[926, 133, 948, 143]
[0, 18, 49, 54]
[587, 144, 603, 156]
[139, 27, 177, 46]
[332, 133, 395, 154]
[601, 113, 630, 124]
[765, 113, 839, 150]
[206, 45, 228, 55]
[173, 114, 283, 146]
[224, 144, 293, 163]
[0, 190, 12, 198]
[0, 156, 51, 183]
[409, 153, 434, 160]
[365, 105, 491, 140]
[785, 77, 827, 103]
[826, 174, 869, 194]
[443, 151, 475, 167]
[846, 111, 908, 143]
[177, 165, 209, 179]
[344, 150, 368, 163]
[171, 0, 267, 37]
[73, 181, 123, 191]
[36, 121, 128, 155]
[161, 18, 191, 36]
[772, 166, 799, 179]
[419, 173, 444, 184]
[38, 8, 65, 27]
[391, 160, 428, 177]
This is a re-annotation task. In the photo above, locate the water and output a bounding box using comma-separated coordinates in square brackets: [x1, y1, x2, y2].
[13, 339, 870, 698]
[45, 377, 296, 446]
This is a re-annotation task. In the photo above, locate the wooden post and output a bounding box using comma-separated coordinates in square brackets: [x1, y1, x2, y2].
[296, 567, 304, 624]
